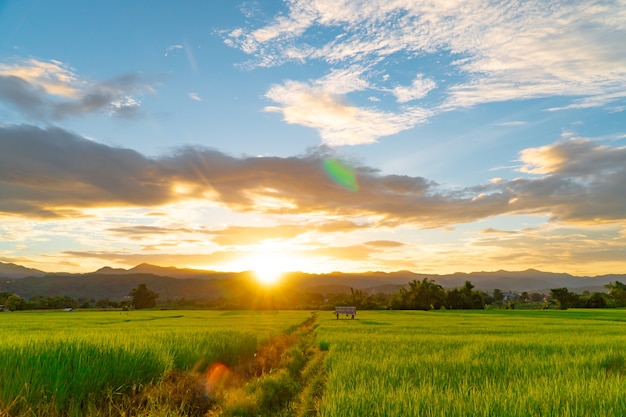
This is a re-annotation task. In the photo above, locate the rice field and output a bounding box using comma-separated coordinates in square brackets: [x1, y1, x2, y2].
[2, 309, 626, 416]
[316, 309, 626, 417]
[0, 310, 312, 416]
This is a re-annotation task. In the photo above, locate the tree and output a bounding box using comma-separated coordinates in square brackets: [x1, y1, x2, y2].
[130, 283, 158, 309]
[96, 298, 112, 308]
[446, 289, 466, 309]
[350, 288, 365, 309]
[550, 288, 579, 310]
[5, 294, 26, 311]
[0, 292, 13, 305]
[585, 292, 608, 308]
[461, 281, 475, 298]
[392, 279, 445, 310]
[605, 281, 626, 307]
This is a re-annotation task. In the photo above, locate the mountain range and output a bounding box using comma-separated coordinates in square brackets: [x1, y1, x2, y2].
[1, 261, 624, 301]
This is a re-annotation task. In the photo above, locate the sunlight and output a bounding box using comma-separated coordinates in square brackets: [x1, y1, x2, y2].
[249, 253, 287, 285]
[255, 264, 284, 285]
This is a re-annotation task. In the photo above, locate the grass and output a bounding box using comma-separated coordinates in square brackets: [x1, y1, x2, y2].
[316, 309, 626, 417]
[0, 310, 313, 416]
[3, 309, 626, 416]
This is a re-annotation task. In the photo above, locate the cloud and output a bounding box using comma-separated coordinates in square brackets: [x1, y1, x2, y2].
[265, 80, 431, 145]
[208, 225, 306, 246]
[480, 228, 522, 235]
[206, 220, 366, 246]
[62, 244, 379, 271]
[517, 138, 626, 176]
[495, 121, 527, 127]
[226, 0, 626, 136]
[364, 240, 406, 248]
[0, 125, 166, 218]
[1, 124, 625, 227]
[0, 58, 153, 120]
[164, 44, 183, 56]
[107, 225, 194, 239]
[392, 74, 437, 103]
[0, 75, 49, 120]
[188, 92, 202, 101]
[0, 58, 82, 97]
[63, 250, 239, 269]
[106, 219, 365, 246]
[310, 244, 375, 260]
[316, 67, 370, 95]
[470, 224, 626, 274]
[547, 92, 626, 112]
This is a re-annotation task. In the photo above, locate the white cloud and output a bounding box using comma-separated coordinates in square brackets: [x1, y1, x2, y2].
[109, 96, 141, 118]
[188, 92, 202, 101]
[547, 91, 626, 111]
[227, 0, 626, 125]
[164, 44, 183, 56]
[0, 58, 82, 98]
[392, 74, 436, 103]
[316, 67, 370, 94]
[264, 80, 431, 146]
[495, 121, 527, 127]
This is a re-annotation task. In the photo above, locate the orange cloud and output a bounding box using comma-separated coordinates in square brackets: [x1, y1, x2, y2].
[2, 125, 625, 228]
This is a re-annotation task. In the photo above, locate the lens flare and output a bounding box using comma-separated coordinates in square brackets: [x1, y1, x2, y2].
[323, 159, 359, 191]
[205, 362, 238, 395]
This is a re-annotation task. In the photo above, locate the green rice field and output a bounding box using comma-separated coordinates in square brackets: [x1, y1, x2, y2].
[317, 309, 626, 417]
[0, 310, 312, 416]
[2, 309, 626, 416]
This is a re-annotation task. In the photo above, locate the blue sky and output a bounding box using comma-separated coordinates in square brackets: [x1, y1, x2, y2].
[1, 0, 625, 276]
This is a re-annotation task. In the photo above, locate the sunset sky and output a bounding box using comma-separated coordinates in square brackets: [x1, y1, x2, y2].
[1, 0, 625, 276]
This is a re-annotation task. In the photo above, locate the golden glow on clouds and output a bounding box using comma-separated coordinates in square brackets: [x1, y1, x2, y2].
[264, 81, 431, 146]
[5, 212, 626, 276]
[0, 59, 81, 98]
[1, 125, 626, 276]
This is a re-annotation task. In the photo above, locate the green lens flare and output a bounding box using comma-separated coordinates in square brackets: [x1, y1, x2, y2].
[323, 159, 359, 191]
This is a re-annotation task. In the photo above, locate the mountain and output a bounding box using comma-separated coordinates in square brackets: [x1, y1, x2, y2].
[0, 273, 237, 301]
[1, 262, 625, 300]
[92, 263, 229, 279]
[0, 262, 46, 279]
[285, 269, 623, 294]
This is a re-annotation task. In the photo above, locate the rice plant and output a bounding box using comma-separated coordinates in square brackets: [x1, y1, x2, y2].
[317, 309, 626, 417]
[0, 310, 312, 416]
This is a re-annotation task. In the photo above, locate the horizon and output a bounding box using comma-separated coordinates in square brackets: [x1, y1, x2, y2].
[4, 260, 625, 280]
[1, 1, 625, 277]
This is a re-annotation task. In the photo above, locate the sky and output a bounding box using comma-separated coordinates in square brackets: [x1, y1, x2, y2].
[0, 0, 625, 277]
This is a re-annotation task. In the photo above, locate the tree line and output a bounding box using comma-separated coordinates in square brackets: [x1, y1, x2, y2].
[548, 281, 626, 309]
[2, 279, 626, 311]
[0, 283, 157, 311]
[334, 279, 626, 311]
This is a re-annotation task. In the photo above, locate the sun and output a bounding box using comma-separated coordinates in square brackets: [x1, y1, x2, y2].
[249, 254, 286, 285]
[254, 264, 284, 285]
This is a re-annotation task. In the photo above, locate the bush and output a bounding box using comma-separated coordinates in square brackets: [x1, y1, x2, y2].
[254, 370, 299, 411]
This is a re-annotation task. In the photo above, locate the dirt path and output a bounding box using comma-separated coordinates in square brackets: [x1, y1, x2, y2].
[206, 312, 328, 417]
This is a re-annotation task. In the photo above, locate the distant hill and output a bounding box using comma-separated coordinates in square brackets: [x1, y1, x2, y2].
[0, 273, 238, 301]
[1, 262, 625, 300]
[283, 269, 623, 294]
[0, 262, 46, 279]
[92, 263, 230, 280]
